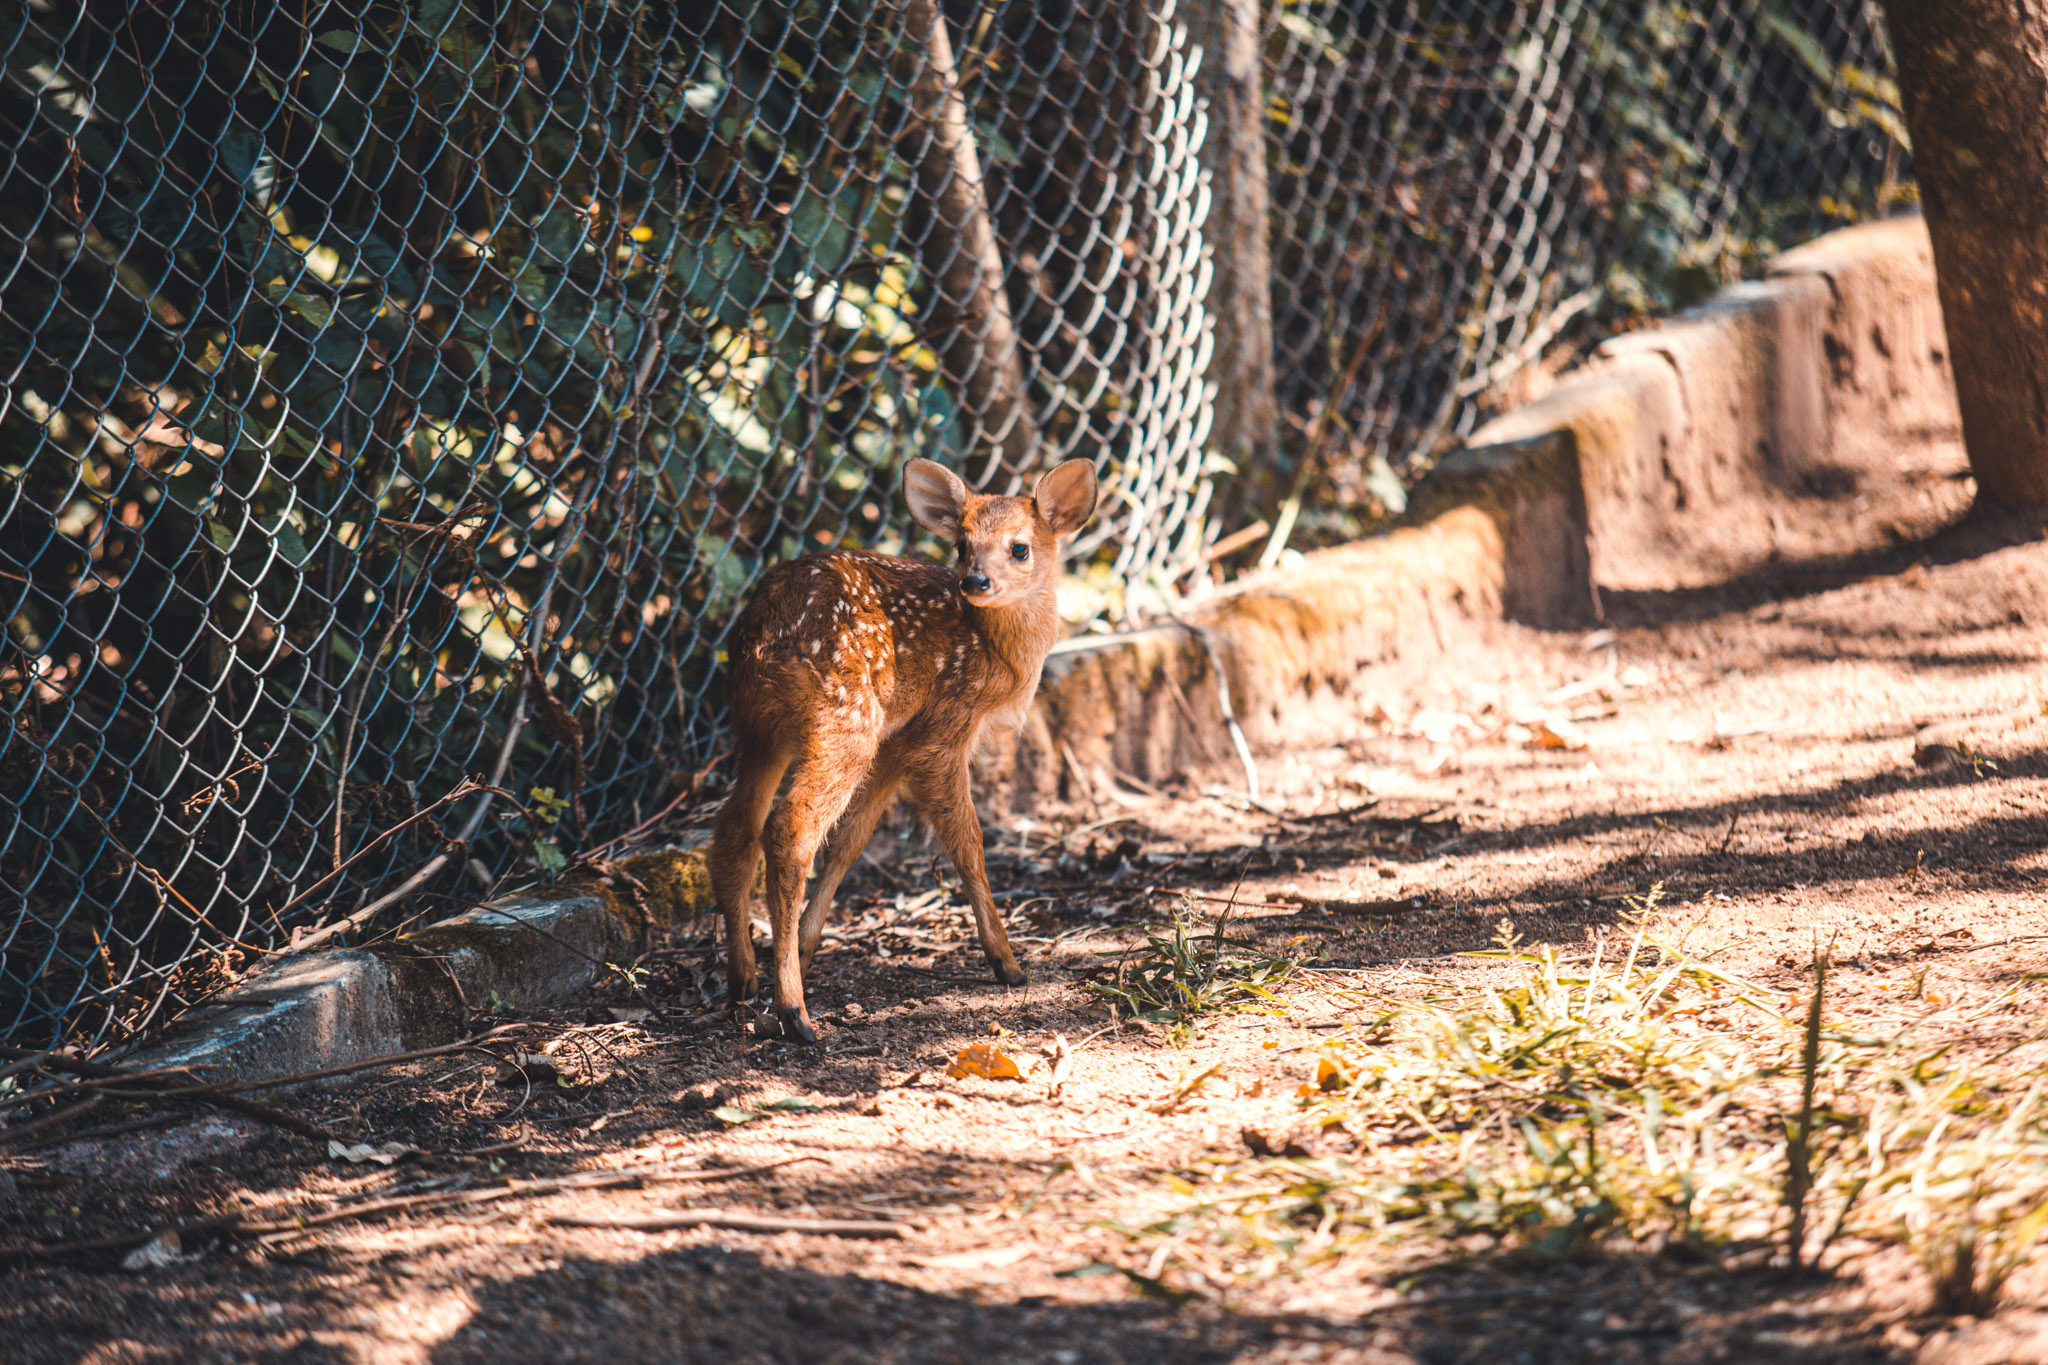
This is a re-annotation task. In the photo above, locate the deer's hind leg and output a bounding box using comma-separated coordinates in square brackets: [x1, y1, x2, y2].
[708, 734, 793, 1004]
[761, 730, 878, 1043]
[798, 755, 904, 971]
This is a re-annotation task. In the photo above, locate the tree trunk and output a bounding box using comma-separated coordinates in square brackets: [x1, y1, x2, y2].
[1881, 0, 2048, 507]
[1193, 0, 1277, 502]
[896, 0, 1038, 488]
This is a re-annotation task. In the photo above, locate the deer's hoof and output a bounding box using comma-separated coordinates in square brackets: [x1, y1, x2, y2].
[767, 1006, 820, 1046]
[724, 975, 761, 1008]
[990, 959, 1029, 988]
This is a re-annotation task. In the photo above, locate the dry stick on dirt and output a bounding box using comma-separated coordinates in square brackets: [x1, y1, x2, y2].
[288, 708, 528, 955]
[550, 1210, 913, 1240]
[0, 1156, 823, 1264]
[0, 1047, 333, 1146]
[0, 1032, 520, 1148]
[0, 1093, 105, 1147]
[276, 777, 488, 944]
[1162, 889, 1420, 917]
[0, 1078, 325, 1147]
[105, 1028, 525, 1103]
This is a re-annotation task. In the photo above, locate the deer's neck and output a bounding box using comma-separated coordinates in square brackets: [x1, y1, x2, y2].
[972, 587, 1062, 690]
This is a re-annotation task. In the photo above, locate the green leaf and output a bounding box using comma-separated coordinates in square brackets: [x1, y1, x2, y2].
[533, 838, 567, 875]
[313, 30, 360, 53]
[255, 511, 313, 567]
[206, 519, 237, 552]
[759, 1097, 820, 1113]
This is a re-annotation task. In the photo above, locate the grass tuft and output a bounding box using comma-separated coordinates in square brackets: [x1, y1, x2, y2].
[1087, 893, 1305, 1041]
[1095, 890, 2048, 1309]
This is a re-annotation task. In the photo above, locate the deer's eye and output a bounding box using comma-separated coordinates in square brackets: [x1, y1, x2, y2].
[1010, 542, 1031, 561]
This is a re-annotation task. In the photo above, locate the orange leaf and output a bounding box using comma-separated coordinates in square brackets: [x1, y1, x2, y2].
[946, 1042, 1024, 1081]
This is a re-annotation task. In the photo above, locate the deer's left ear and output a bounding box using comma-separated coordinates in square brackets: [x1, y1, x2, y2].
[1033, 459, 1098, 537]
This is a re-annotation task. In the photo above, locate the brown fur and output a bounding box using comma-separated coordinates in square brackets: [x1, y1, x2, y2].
[707, 458, 1099, 1041]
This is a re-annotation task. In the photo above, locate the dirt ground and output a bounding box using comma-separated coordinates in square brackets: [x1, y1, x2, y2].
[6, 467, 2048, 1365]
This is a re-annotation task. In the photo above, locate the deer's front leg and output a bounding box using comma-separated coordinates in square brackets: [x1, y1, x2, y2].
[910, 757, 1026, 987]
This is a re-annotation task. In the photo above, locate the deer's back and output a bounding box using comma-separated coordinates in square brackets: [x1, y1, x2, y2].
[725, 549, 985, 746]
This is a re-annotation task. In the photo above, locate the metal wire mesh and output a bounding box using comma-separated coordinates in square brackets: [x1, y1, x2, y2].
[1, 0, 1905, 1046]
[1263, 0, 1909, 531]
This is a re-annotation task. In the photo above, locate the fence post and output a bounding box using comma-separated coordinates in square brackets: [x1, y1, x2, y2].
[1193, 0, 1277, 509]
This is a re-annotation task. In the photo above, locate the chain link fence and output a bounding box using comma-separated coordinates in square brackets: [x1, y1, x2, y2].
[1260, 0, 1909, 539]
[1, 0, 1905, 1046]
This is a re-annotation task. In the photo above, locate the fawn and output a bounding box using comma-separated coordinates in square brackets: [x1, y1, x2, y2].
[708, 457, 1098, 1043]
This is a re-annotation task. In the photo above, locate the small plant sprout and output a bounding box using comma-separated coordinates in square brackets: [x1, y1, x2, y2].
[529, 784, 572, 879]
[1086, 892, 1304, 1041]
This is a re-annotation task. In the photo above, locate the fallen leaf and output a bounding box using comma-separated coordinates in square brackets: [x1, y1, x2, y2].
[1524, 717, 1586, 750]
[946, 1043, 1024, 1082]
[713, 1096, 822, 1128]
[121, 1231, 182, 1271]
[495, 1053, 566, 1088]
[608, 1007, 652, 1023]
[1150, 1062, 1225, 1114]
[327, 1139, 417, 1166]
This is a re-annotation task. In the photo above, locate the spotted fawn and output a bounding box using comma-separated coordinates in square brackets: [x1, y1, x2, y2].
[708, 457, 1100, 1042]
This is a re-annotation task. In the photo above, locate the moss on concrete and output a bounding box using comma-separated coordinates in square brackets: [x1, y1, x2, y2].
[615, 845, 714, 932]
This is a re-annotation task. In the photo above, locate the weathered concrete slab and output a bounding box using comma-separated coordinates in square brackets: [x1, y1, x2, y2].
[130, 950, 403, 1086]
[122, 839, 716, 1088]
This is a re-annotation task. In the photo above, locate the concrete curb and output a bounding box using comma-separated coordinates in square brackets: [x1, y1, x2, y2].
[996, 214, 1957, 806]
[124, 842, 710, 1085]
[122, 217, 1957, 1089]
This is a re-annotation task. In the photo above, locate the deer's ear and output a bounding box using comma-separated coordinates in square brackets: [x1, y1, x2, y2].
[1033, 459, 1098, 537]
[904, 458, 969, 538]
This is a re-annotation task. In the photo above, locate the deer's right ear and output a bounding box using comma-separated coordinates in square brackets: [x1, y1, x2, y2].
[904, 458, 969, 538]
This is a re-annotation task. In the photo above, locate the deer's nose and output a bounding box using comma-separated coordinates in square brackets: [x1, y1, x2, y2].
[960, 572, 992, 596]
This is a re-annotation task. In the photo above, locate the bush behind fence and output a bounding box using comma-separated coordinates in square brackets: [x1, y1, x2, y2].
[0, 0, 1904, 1045]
